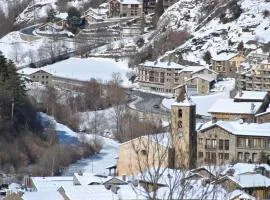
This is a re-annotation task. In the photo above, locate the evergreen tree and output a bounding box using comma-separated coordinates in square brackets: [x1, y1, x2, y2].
[237, 41, 244, 52]
[203, 51, 212, 65]
[0, 52, 40, 133]
[153, 0, 164, 27]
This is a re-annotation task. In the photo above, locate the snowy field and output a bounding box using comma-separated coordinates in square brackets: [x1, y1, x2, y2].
[162, 79, 235, 116]
[19, 57, 134, 87]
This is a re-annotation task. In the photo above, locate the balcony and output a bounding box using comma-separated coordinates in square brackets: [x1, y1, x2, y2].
[205, 145, 217, 150]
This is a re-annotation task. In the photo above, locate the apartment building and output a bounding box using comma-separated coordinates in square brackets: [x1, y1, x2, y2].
[240, 60, 270, 92]
[138, 60, 217, 93]
[108, 0, 143, 18]
[211, 53, 246, 78]
[197, 120, 270, 165]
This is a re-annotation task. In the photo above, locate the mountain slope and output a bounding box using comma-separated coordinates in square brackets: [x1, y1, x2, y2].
[155, 0, 270, 64]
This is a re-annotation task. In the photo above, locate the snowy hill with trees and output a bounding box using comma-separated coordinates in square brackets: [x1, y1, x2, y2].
[149, 0, 270, 64]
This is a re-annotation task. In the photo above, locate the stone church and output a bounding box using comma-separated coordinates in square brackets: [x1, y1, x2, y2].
[117, 87, 197, 176]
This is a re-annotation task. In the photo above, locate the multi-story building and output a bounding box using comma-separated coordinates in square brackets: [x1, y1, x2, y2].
[137, 60, 217, 93]
[143, 0, 156, 14]
[197, 120, 270, 165]
[211, 53, 246, 78]
[240, 60, 270, 92]
[208, 91, 269, 123]
[108, 0, 143, 18]
[19, 69, 53, 86]
[163, 0, 179, 9]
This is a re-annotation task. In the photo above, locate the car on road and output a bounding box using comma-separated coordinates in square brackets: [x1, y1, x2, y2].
[153, 104, 160, 109]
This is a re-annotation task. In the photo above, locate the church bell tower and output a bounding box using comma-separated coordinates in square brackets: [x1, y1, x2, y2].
[171, 86, 197, 169]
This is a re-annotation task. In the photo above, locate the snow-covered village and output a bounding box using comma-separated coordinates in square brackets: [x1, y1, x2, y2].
[1, 0, 270, 199]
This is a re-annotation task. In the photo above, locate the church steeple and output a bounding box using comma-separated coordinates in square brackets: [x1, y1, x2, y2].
[170, 86, 197, 169]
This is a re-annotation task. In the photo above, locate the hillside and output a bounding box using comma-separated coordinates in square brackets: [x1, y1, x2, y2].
[153, 0, 270, 64]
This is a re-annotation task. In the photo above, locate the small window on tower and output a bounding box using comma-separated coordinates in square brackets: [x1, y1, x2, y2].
[178, 121, 182, 129]
[178, 109, 182, 118]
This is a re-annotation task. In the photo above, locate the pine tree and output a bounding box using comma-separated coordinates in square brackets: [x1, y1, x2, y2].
[153, 0, 164, 27]
[203, 51, 212, 65]
[0, 52, 40, 133]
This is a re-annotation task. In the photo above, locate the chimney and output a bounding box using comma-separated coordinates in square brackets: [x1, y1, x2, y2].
[78, 170, 83, 176]
[122, 175, 126, 181]
[211, 117, 217, 124]
[251, 103, 255, 112]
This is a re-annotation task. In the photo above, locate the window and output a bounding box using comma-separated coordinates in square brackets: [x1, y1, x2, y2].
[199, 138, 203, 145]
[237, 137, 245, 147]
[141, 150, 147, 156]
[219, 140, 224, 150]
[224, 153, 229, 160]
[178, 109, 182, 118]
[46, 76, 49, 78]
[244, 152, 250, 162]
[206, 152, 211, 161]
[225, 140, 229, 150]
[198, 152, 203, 158]
[33, 76, 35, 78]
[46, 81, 48, 84]
[218, 153, 223, 159]
[206, 139, 211, 149]
[42, 76, 44, 79]
[238, 152, 243, 161]
[41, 81, 44, 84]
[211, 152, 216, 163]
[212, 139, 217, 148]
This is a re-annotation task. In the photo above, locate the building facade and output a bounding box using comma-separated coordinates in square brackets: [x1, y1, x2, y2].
[138, 61, 217, 94]
[197, 121, 270, 166]
[108, 0, 143, 18]
[27, 70, 53, 86]
[240, 61, 270, 92]
[211, 53, 246, 78]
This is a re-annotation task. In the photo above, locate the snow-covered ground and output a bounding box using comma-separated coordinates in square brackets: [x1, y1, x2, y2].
[156, 0, 270, 64]
[40, 112, 120, 175]
[19, 57, 134, 87]
[0, 31, 74, 67]
[162, 79, 235, 116]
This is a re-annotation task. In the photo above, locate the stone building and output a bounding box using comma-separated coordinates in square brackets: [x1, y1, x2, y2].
[19, 69, 53, 86]
[142, 0, 156, 14]
[117, 88, 196, 176]
[240, 60, 270, 92]
[197, 120, 270, 166]
[137, 60, 217, 94]
[174, 75, 216, 96]
[108, 0, 143, 18]
[211, 53, 246, 78]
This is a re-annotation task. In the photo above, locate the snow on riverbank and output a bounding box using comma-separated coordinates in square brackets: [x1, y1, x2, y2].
[40, 113, 120, 175]
[162, 79, 235, 116]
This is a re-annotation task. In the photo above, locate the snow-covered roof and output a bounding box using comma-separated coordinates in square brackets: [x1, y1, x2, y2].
[121, 132, 171, 148]
[140, 61, 184, 69]
[255, 107, 270, 117]
[190, 66, 218, 75]
[22, 190, 64, 200]
[179, 66, 205, 73]
[226, 173, 270, 188]
[172, 97, 195, 107]
[199, 120, 270, 137]
[73, 173, 111, 185]
[234, 91, 268, 101]
[18, 68, 51, 76]
[59, 185, 118, 200]
[222, 163, 270, 176]
[208, 99, 262, 114]
[212, 53, 238, 61]
[261, 60, 270, 65]
[117, 0, 142, 4]
[31, 176, 73, 191]
[143, 132, 171, 148]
